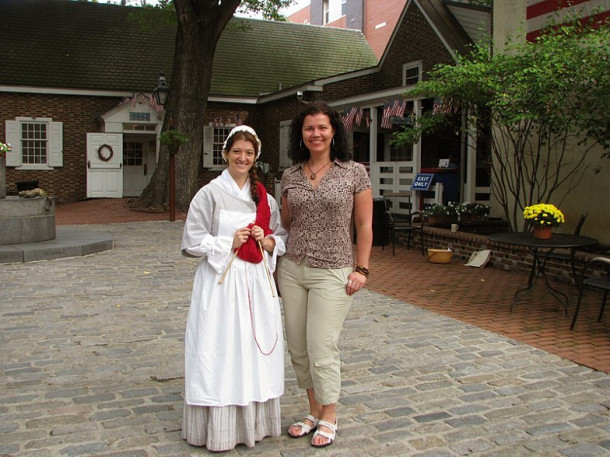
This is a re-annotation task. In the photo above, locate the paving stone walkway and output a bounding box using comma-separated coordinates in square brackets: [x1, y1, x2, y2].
[1, 222, 609, 456]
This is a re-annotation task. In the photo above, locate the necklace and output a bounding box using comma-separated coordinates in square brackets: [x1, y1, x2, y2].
[307, 160, 331, 180]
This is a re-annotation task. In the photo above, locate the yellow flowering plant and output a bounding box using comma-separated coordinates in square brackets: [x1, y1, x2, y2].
[523, 203, 565, 227]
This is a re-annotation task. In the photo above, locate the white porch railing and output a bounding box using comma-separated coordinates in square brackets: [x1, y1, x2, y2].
[370, 161, 491, 214]
[371, 161, 444, 215]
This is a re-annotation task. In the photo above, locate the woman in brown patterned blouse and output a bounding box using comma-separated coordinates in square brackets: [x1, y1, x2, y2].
[278, 102, 373, 448]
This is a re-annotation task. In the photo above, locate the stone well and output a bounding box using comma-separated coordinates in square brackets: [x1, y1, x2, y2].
[0, 196, 56, 245]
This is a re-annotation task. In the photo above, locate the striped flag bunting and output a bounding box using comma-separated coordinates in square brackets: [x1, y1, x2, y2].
[526, 0, 609, 41]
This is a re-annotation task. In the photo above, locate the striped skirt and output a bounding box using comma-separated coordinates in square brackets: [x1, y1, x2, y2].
[182, 398, 281, 451]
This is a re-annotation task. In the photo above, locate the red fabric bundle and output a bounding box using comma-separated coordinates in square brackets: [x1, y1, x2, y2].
[235, 182, 272, 264]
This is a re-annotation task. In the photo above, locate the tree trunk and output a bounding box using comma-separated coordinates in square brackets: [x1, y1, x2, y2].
[134, 0, 241, 212]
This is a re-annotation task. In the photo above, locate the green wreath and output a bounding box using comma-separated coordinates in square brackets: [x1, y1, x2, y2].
[97, 144, 114, 162]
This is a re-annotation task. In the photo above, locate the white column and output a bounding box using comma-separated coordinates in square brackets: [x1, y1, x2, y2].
[413, 99, 423, 210]
[369, 107, 380, 198]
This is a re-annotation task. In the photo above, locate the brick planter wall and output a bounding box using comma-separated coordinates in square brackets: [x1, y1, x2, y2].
[395, 226, 603, 285]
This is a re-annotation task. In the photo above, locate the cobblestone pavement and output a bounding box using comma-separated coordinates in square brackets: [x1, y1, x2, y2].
[2, 222, 609, 456]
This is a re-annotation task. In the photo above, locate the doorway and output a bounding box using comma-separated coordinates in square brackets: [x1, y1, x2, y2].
[122, 135, 157, 197]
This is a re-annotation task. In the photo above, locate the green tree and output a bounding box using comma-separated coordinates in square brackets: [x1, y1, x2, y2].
[130, 0, 294, 212]
[394, 22, 610, 231]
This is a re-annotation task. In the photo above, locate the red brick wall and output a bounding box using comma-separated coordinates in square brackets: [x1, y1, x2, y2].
[405, 227, 602, 285]
[375, 5, 455, 91]
[365, 0, 408, 59]
[1, 92, 120, 202]
[287, 6, 311, 24]
[0, 94, 271, 201]
[304, 5, 455, 104]
[327, 16, 347, 28]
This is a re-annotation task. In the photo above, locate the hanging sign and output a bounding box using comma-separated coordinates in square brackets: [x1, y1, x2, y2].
[130, 112, 150, 121]
[411, 173, 435, 191]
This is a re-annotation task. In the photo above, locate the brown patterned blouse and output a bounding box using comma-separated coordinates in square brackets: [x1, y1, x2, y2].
[281, 160, 371, 269]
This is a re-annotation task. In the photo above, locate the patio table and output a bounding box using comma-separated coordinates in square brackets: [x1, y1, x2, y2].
[487, 232, 598, 314]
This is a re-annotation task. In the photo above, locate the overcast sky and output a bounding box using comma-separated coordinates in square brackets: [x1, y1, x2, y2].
[97, 0, 310, 17]
[280, 0, 309, 16]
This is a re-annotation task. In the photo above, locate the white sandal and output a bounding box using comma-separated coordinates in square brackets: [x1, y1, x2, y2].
[288, 414, 319, 438]
[311, 419, 337, 448]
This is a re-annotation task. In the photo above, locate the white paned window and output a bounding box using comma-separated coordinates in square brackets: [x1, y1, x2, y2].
[5, 117, 63, 168]
[403, 61, 422, 86]
[203, 124, 236, 168]
[124, 141, 143, 166]
[21, 122, 48, 164]
[323, 0, 344, 24]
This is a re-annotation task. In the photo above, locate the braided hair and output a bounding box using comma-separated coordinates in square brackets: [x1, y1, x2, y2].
[249, 166, 261, 205]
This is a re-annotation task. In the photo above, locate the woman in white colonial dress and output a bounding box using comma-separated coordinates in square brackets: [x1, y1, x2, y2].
[181, 126, 287, 451]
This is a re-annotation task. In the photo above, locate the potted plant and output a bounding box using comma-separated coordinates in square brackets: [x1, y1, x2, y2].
[424, 202, 458, 227]
[0, 142, 11, 199]
[456, 202, 490, 223]
[523, 203, 565, 239]
[159, 129, 188, 155]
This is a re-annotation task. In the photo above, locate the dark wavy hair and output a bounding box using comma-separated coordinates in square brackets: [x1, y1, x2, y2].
[288, 102, 351, 163]
[223, 130, 262, 204]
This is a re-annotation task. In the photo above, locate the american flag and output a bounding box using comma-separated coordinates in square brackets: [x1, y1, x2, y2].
[381, 99, 407, 129]
[526, 0, 609, 41]
[355, 108, 363, 127]
[380, 101, 393, 129]
[395, 99, 407, 119]
[342, 106, 358, 131]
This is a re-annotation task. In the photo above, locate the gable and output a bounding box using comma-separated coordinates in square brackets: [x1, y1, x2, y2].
[380, 0, 474, 69]
[375, 0, 468, 91]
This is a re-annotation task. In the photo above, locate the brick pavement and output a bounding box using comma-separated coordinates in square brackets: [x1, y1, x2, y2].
[1, 217, 609, 456]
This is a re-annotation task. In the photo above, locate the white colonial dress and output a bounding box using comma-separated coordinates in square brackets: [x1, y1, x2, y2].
[181, 169, 287, 451]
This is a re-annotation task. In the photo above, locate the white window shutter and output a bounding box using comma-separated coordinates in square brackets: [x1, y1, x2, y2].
[48, 122, 63, 167]
[279, 121, 292, 169]
[202, 125, 213, 168]
[5, 120, 22, 166]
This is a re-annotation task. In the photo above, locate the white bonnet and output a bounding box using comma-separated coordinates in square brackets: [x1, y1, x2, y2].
[222, 125, 262, 158]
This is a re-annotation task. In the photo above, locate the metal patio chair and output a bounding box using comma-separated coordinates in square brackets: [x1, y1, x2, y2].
[570, 256, 610, 330]
[546, 213, 588, 284]
[383, 198, 424, 256]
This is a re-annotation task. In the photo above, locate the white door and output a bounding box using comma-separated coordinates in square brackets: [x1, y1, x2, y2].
[86, 133, 123, 198]
[123, 136, 156, 197]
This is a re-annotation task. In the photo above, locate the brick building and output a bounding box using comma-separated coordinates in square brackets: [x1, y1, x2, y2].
[287, 1, 490, 59]
[2, 0, 487, 211]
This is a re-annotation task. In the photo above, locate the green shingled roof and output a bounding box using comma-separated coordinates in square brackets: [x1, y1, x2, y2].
[0, 0, 377, 98]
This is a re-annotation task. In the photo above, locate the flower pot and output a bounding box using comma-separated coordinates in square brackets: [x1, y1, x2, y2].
[427, 248, 453, 264]
[427, 215, 458, 227]
[533, 226, 552, 239]
[0, 155, 6, 199]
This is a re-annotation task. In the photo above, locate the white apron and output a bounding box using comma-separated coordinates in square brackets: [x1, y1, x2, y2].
[181, 171, 287, 407]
